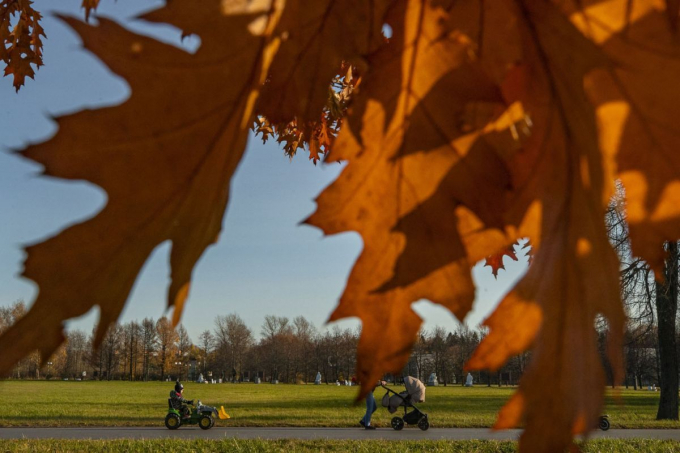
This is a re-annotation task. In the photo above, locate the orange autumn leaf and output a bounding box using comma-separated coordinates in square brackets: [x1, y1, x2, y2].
[81, 0, 99, 21]
[257, 0, 392, 127]
[0, 0, 45, 91]
[307, 0, 512, 397]
[0, 0, 281, 371]
[484, 245, 519, 278]
[308, 136, 322, 164]
[466, 2, 624, 451]
[316, 114, 334, 150]
[565, 0, 680, 275]
[521, 239, 534, 265]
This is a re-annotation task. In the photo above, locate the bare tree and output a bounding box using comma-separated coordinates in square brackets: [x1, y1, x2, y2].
[429, 326, 447, 383]
[156, 317, 177, 381]
[140, 318, 157, 381]
[292, 316, 315, 382]
[175, 324, 192, 381]
[0, 301, 41, 378]
[605, 184, 678, 418]
[656, 241, 679, 419]
[411, 329, 428, 381]
[214, 314, 253, 382]
[101, 323, 122, 381]
[198, 330, 214, 376]
[260, 315, 291, 382]
[86, 328, 103, 379]
[64, 330, 87, 379]
[122, 321, 142, 381]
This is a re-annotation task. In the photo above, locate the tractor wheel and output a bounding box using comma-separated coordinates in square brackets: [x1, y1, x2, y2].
[391, 417, 404, 431]
[199, 415, 213, 430]
[418, 417, 430, 431]
[165, 413, 181, 430]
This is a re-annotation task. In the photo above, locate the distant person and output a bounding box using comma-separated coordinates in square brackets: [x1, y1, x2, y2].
[360, 379, 386, 430]
[170, 381, 193, 419]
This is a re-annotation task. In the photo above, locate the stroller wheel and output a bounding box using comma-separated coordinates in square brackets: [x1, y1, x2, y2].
[391, 417, 405, 431]
[418, 417, 430, 431]
[598, 416, 610, 431]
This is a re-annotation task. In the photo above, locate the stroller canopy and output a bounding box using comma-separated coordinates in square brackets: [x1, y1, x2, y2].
[404, 376, 426, 403]
[382, 376, 427, 414]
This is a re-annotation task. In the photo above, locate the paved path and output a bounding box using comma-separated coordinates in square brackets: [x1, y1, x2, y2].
[2, 427, 680, 441]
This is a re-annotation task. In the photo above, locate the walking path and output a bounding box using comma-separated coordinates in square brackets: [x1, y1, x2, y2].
[2, 427, 680, 441]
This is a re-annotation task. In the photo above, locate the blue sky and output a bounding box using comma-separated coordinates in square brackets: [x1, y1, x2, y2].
[0, 0, 529, 341]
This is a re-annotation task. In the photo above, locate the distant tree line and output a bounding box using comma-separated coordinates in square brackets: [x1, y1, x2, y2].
[405, 325, 529, 387]
[0, 301, 522, 385]
[0, 306, 359, 383]
[0, 293, 672, 387]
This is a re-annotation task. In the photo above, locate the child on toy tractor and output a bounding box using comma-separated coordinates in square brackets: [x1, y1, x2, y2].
[170, 382, 193, 419]
[165, 383, 230, 430]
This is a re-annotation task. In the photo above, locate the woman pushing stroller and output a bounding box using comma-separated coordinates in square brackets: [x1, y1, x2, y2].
[359, 380, 386, 430]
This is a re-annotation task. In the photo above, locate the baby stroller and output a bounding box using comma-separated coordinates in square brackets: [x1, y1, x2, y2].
[380, 376, 429, 431]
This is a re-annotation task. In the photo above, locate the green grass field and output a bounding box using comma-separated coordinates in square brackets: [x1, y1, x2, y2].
[0, 380, 676, 428]
[3, 439, 680, 453]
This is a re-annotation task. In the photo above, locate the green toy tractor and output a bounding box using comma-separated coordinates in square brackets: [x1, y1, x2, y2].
[165, 399, 230, 430]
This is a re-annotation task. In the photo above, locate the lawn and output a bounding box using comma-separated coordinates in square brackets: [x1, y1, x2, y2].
[0, 380, 675, 428]
[3, 439, 680, 453]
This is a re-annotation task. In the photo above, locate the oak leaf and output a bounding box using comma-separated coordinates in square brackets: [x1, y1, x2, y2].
[566, 0, 680, 275]
[307, 0, 512, 395]
[465, 2, 625, 451]
[257, 0, 392, 128]
[0, 0, 45, 91]
[484, 245, 518, 278]
[316, 114, 334, 151]
[256, 58, 361, 163]
[521, 239, 534, 265]
[0, 0, 281, 372]
[81, 0, 99, 21]
[308, 137, 322, 164]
